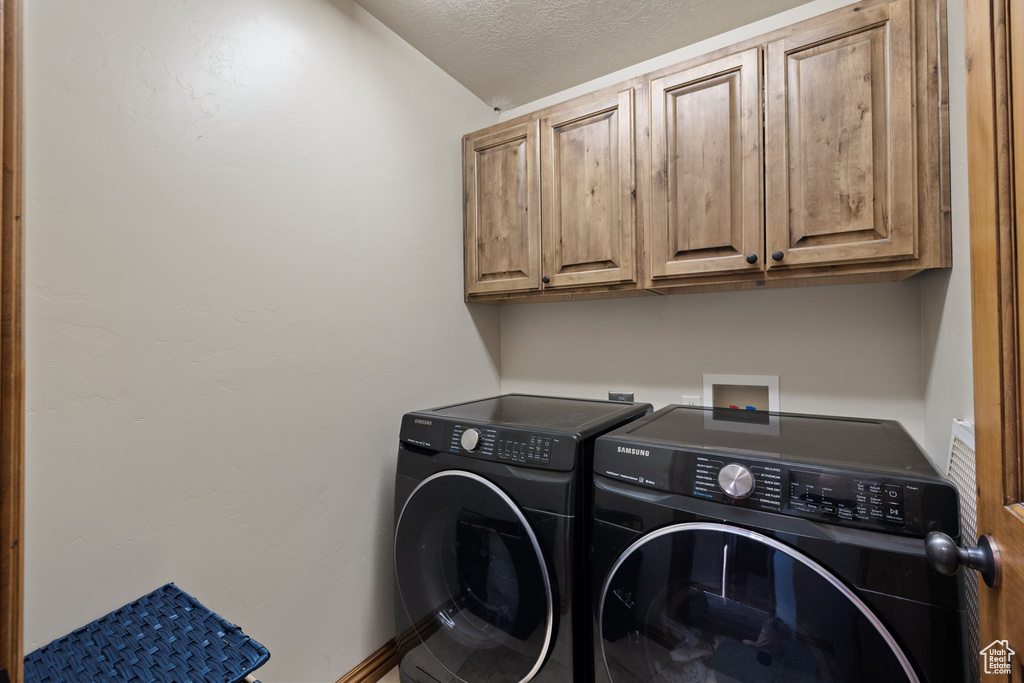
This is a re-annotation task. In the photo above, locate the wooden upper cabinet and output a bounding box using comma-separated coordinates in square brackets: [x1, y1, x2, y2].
[647, 48, 763, 283]
[462, 0, 947, 302]
[464, 121, 541, 295]
[765, 0, 917, 270]
[540, 89, 636, 289]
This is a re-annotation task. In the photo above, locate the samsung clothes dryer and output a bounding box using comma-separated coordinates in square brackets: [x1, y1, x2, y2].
[590, 406, 968, 683]
[394, 394, 652, 683]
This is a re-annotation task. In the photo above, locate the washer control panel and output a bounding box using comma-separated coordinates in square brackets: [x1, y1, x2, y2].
[789, 470, 906, 526]
[692, 456, 784, 512]
[446, 423, 572, 469]
[594, 443, 960, 537]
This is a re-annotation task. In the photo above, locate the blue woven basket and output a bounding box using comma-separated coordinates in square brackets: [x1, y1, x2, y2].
[24, 583, 270, 683]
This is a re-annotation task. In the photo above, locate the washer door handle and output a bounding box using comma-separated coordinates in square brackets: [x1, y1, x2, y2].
[925, 531, 1001, 587]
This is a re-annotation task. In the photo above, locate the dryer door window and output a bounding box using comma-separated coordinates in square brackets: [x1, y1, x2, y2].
[395, 471, 554, 683]
[599, 523, 920, 683]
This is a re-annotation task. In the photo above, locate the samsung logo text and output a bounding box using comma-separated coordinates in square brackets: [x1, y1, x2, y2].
[617, 446, 650, 457]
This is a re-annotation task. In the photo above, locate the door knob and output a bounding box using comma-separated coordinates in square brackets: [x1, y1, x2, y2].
[772, 251, 785, 261]
[746, 254, 758, 264]
[925, 531, 1001, 588]
[542, 276, 550, 284]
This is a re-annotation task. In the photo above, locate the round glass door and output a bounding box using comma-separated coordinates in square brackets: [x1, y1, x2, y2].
[599, 523, 919, 683]
[395, 471, 554, 683]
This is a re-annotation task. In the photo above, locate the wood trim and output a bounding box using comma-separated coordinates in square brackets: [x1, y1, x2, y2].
[965, 0, 1024, 659]
[0, 0, 23, 679]
[335, 640, 398, 683]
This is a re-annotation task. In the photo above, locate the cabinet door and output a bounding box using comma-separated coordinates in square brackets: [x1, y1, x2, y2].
[540, 90, 636, 289]
[648, 48, 763, 281]
[765, 0, 916, 269]
[464, 121, 541, 295]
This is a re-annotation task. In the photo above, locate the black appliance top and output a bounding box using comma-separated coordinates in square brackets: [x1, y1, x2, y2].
[607, 405, 941, 479]
[422, 394, 650, 438]
[595, 406, 958, 537]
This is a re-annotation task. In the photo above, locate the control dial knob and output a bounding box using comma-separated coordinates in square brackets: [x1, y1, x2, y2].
[460, 428, 481, 452]
[718, 463, 755, 499]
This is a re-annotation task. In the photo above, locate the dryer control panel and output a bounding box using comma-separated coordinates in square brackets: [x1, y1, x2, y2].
[594, 444, 960, 538]
[399, 413, 579, 471]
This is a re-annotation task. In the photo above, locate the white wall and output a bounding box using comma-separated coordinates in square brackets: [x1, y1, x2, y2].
[501, 283, 926, 441]
[500, 0, 975, 467]
[24, 1, 499, 681]
[922, 0, 974, 472]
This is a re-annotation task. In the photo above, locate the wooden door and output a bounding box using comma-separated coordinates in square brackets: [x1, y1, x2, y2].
[765, 0, 917, 270]
[646, 48, 763, 282]
[463, 121, 541, 295]
[0, 0, 23, 681]
[540, 89, 635, 289]
[966, 0, 1024, 674]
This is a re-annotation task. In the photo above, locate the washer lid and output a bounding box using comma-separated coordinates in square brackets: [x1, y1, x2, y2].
[422, 394, 651, 438]
[598, 405, 940, 479]
[599, 523, 920, 683]
[395, 471, 554, 683]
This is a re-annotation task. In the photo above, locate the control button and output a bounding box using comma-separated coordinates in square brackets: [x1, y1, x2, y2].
[718, 464, 756, 499]
[884, 484, 904, 504]
[789, 498, 808, 511]
[460, 428, 481, 452]
[822, 504, 836, 514]
[869, 506, 884, 519]
[837, 508, 854, 520]
[867, 482, 884, 494]
[868, 495, 884, 506]
[884, 504, 904, 523]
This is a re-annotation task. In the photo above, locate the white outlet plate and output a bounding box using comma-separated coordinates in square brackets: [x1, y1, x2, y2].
[680, 395, 702, 406]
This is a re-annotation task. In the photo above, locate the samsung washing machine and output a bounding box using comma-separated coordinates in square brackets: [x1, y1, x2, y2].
[590, 406, 968, 683]
[393, 394, 652, 683]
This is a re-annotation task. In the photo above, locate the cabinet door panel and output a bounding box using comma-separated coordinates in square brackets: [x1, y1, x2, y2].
[464, 122, 541, 295]
[541, 90, 635, 289]
[648, 48, 762, 281]
[765, 0, 916, 269]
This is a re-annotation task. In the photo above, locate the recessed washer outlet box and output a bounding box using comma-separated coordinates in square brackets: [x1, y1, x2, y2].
[701, 374, 781, 436]
[702, 375, 779, 412]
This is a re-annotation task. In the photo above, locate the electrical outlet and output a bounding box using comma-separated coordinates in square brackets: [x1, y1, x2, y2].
[608, 391, 635, 403]
[680, 395, 702, 406]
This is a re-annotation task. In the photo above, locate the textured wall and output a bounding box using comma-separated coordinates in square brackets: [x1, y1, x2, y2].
[24, 1, 499, 680]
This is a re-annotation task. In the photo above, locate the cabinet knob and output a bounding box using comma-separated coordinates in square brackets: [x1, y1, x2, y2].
[746, 254, 758, 264]
[542, 276, 550, 284]
[772, 251, 785, 261]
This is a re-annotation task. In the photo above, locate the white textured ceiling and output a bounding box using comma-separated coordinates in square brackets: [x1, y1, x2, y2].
[354, 0, 812, 111]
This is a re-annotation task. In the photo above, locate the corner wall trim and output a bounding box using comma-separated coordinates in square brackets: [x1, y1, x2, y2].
[0, 0, 24, 681]
[335, 639, 398, 683]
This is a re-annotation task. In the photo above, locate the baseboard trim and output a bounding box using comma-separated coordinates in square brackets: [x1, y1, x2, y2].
[335, 639, 398, 683]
